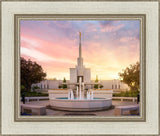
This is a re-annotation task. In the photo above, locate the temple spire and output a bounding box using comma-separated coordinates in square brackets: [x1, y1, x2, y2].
[77, 32, 83, 69]
[79, 32, 82, 58]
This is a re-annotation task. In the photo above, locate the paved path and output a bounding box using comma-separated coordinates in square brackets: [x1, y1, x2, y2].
[23, 100, 139, 116]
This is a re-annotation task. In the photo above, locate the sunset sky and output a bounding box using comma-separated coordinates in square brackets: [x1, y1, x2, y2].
[20, 20, 140, 80]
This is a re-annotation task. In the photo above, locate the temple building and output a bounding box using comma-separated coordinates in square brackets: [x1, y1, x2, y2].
[70, 32, 91, 84]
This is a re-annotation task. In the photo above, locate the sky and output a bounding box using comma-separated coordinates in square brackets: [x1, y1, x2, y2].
[20, 20, 140, 80]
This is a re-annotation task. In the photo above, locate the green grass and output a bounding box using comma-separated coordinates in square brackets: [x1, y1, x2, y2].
[113, 90, 139, 97]
[21, 91, 48, 97]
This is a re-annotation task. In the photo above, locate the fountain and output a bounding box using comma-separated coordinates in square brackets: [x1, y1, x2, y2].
[48, 77, 113, 111]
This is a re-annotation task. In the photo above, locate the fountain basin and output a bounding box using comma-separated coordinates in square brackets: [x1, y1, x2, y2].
[49, 98, 112, 111]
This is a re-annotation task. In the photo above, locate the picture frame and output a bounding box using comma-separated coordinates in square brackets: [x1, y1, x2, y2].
[15, 14, 145, 122]
[1, 0, 159, 135]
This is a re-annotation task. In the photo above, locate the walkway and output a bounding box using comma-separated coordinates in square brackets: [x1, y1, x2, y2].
[22, 100, 139, 116]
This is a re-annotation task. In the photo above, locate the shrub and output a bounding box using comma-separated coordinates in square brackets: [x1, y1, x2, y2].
[21, 85, 25, 91]
[21, 91, 48, 97]
[100, 85, 103, 89]
[94, 84, 98, 89]
[113, 90, 139, 97]
[63, 84, 67, 89]
[32, 86, 40, 91]
[58, 85, 62, 89]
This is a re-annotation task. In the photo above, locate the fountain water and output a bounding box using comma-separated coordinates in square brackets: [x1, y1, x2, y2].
[73, 77, 86, 100]
[71, 90, 74, 100]
[76, 86, 78, 98]
[87, 91, 91, 100]
[91, 91, 93, 100]
[68, 91, 70, 100]
[68, 90, 74, 100]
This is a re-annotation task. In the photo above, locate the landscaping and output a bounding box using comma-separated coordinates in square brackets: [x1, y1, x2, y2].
[21, 91, 48, 97]
[113, 90, 139, 97]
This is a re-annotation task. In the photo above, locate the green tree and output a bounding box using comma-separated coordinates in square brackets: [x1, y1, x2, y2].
[62, 84, 67, 89]
[62, 77, 67, 89]
[95, 75, 99, 82]
[119, 62, 140, 92]
[94, 84, 98, 89]
[94, 75, 99, 89]
[21, 57, 46, 92]
[63, 77, 66, 83]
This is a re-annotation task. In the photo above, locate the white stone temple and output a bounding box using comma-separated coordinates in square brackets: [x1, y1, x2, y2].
[70, 32, 91, 83]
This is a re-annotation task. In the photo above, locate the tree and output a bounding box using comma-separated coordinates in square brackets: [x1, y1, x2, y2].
[95, 75, 99, 82]
[21, 57, 46, 92]
[63, 77, 66, 83]
[94, 84, 98, 89]
[62, 77, 67, 89]
[62, 84, 67, 89]
[94, 75, 99, 89]
[119, 62, 140, 92]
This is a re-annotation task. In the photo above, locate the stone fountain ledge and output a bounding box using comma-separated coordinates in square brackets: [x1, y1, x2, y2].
[49, 98, 112, 111]
[48, 89, 113, 111]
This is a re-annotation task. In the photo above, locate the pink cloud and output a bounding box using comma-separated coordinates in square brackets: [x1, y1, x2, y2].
[101, 24, 124, 32]
[119, 37, 138, 43]
[21, 33, 79, 62]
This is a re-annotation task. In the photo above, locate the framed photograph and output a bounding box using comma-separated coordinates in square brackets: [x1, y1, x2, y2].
[1, 0, 159, 136]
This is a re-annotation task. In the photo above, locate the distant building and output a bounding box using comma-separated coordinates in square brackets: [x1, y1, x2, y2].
[32, 79, 129, 92]
[100, 79, 129, 91]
